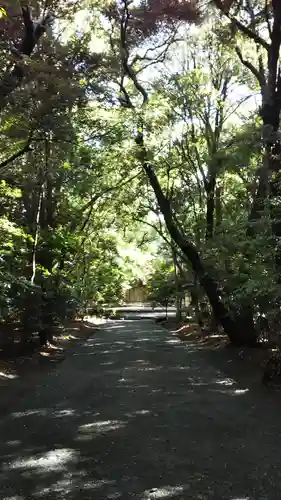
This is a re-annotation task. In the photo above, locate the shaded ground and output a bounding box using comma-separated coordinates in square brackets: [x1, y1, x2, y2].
[1, 319, 281, 499]
[0, 319, 104, 416]
[163, 319, 273, 388]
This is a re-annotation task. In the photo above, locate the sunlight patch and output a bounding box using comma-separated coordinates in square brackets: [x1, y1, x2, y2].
[216, 378, 235, 386]
[6, 440, 21, 447]
[6, 448, 78, 473]
[34, 470, 90, 497]
[0, 371, 18, 380]
[105, 324, 126, 330]
[102, 349, 123, 354]
[142, 485, 189, 498]
[125, 409, 151, 417]
[83, 479, 116, 490]
[52, 409, 76, 417]
[78, 419, 126, 436]
[137, 367, 161, 372]
[34, 478, 73, 497]
[12, 409, 47, 418]
[172, 366, 189, 371]
[233, 388, 249, 395]
[3, 496, 24, 500]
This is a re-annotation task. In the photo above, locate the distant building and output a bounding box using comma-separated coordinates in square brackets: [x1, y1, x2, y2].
[124, 279, 147, 303]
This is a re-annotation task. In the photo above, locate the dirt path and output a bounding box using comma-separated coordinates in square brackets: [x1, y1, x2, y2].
[0, 319, 281, 499]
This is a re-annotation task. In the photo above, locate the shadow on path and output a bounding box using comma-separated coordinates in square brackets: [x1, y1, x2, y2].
[0, 320, 281, 499]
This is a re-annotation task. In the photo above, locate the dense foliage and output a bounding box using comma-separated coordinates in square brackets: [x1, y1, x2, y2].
[0, 0, 281, 347]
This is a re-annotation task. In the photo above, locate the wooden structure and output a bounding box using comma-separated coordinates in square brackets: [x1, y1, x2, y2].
[124, 279, 147, 303]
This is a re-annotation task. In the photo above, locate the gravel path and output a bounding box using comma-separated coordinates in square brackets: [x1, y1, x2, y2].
[0, 319, 281, 499]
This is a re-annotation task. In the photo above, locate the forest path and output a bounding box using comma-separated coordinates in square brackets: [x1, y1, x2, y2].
[0, 319, 281, 499]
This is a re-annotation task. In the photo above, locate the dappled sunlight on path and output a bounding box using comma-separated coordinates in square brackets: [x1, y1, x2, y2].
[0, 320, 281, 499]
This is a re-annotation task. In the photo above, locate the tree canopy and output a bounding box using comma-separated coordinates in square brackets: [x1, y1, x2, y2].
[0, 0, 281, 347]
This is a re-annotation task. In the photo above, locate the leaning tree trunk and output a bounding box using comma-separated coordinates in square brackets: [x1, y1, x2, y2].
[139, 149, 257, 345]
[118, 13, 257, 345]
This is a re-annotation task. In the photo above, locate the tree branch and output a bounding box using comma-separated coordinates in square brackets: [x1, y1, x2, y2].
[268, 1, 281, 98]
[265, 0, 272, 37]
[230, 16, 269, 50]
[0, 135, 33, 170]
[120, 0, 148, 106]
[81, 172, 141, 213]
[0, 8, 54, 111]
[235, 45, 266, 90]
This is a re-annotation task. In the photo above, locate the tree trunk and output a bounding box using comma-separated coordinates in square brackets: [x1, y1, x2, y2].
[190, 284, 202, 326]
[254, 105, 281, 279]
[37, 138, 57, 344]
[205, 177, 216, 240]
[247, 157, 269, 237]
[20, 176, 43, 334]
[172, 247, 182, 321]
[0, 7, 52, 112]
[206, 178, 225, 331]
[267, 140, 281, 280]
[141, 158, 257, 346]
[215, 185, 222, 231]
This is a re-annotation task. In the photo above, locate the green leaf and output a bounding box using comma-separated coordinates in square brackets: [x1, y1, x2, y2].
[0, 7, 7, 18]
